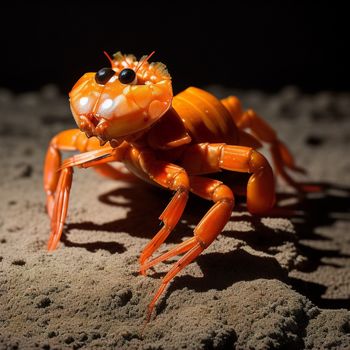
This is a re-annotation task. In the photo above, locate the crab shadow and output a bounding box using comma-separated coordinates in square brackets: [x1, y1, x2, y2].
[63, 182, 194, 246]
[63, 180, 350, 310]
[169, 181, 350, 310]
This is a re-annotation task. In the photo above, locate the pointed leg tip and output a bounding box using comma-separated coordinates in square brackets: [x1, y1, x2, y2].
[47, 236, 58, 251]
[47, 237, 53, 250]
[46, 200, 54, 219]
[146, 307, 153, 324]
[47, 242, 55, 251]
[139, 255, 147, 266]
[139, 263, 149, 275]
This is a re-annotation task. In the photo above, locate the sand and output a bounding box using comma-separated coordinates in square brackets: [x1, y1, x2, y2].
[0, 85, 349, 349]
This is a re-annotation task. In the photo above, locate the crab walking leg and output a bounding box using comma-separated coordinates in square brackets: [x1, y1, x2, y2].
[144, 177, 234, 321]
[47, 146, 127, 251]
[130, 150, 190, 267]
[47, 167, 73, 250]
[139, 187, 188, 266]
[141, 177, 234, 273]
[181, 143, 275, 214]
[222, 97, 305, 184]
[59, 147, 116, 169]
[241, 109, 307, 191]
[44, 130, 132, 217]
[240, 109, 305, 171]
[140, 237, 198, 273]
[145, 245, 203, 323]
[62, 148, 135, 179]
[44, 129, 80, 217]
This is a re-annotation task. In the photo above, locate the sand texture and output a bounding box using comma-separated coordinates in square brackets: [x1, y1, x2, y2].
[0, 85, 349, 349]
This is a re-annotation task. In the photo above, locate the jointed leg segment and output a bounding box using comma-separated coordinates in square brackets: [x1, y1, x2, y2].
[44, 129, 128, 251]
[47, 167, 73, 250]
[181, 143, 275, 213]
[141, 143, 275, 320]
[238, 109, 306, 188]
[47, 146, 124, 251]
[221, 96, 306, 190]
[136, 151, 190, 267]
[142, 176, 234, 321]
[44, 129, 129, 217]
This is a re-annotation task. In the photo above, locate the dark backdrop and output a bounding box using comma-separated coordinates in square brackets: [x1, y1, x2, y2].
[1, 2, 348, 94]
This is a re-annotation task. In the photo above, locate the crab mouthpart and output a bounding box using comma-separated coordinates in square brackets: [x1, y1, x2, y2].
[77, 115, 95, 138]
[78, 113, 108, 140]
[95, 118, 110, 140]
[86, 112, 100, 127]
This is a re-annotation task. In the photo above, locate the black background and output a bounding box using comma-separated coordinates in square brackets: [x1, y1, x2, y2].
[1, 2, 348, 94]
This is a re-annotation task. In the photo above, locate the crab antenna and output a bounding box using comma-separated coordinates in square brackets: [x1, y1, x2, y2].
[103, 51, 114, 66]
[136, 51, 156, 72]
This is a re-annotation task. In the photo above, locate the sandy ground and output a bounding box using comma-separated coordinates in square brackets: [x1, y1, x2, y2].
[0, 85, 349, 349]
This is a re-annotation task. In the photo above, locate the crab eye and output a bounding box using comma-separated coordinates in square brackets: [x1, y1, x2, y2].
[119, 68, 136, 84]
[95, 68, 116, 85]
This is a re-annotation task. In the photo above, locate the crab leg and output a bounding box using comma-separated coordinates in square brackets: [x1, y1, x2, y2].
[47, 146, 127, 251]
[44, 130, 95, 216]
[139, 188, 188, 268]
[181, 143, 275, 213]
[143, 176, 234, 321]
[131, 151, 190, 267]
[44, 129, 79, 217]
[142, 144, 276, 320]
[238, 108, 305, 177]
[59, 147, 116, 169]
[47, 167, 73, 250]
[221, 97, 306, 189]
[44, 130, 132, 217]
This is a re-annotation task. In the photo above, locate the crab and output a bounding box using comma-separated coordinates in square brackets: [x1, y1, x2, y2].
[44, 51, 306, 320]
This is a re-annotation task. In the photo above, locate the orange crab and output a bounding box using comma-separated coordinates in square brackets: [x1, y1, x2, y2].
[44, 51, 305, 320]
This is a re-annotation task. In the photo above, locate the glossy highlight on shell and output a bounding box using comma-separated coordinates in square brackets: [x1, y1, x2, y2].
[69, 52, 173, 142]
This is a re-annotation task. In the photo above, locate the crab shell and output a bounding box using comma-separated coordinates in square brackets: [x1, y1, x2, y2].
[69, 52, 173, 142]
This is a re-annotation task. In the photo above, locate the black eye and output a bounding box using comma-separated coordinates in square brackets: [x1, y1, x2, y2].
[119, 68, 136, 84]
[95, 67, 116, 85]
